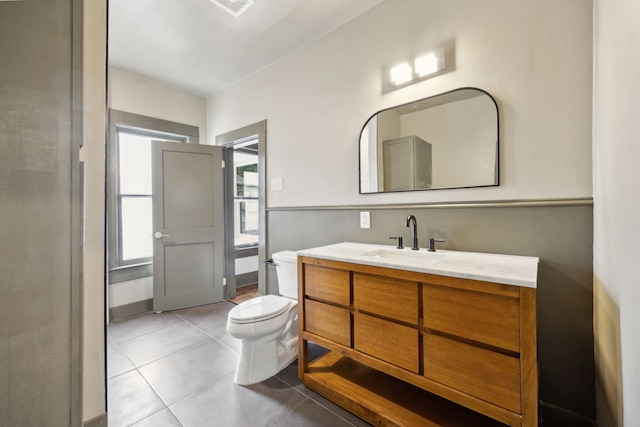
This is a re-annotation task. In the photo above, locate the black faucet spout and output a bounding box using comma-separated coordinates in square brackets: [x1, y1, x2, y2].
[405, 215, 419, 250]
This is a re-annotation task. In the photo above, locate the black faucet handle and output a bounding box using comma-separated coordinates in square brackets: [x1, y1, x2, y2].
[428, 238, 445, 252]
[389, 236, 404, 249]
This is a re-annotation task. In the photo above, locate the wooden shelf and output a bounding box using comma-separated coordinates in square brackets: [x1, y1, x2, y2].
[304, 351, 507, 427]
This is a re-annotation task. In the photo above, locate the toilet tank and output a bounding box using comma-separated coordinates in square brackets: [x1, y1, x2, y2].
[272, 250, 298, 299]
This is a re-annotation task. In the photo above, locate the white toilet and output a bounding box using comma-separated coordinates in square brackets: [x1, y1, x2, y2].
[226, 250, 299, 385]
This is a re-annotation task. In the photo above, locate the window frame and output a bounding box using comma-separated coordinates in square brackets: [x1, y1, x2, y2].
[107, 110, 199, 277]
[232, 143, 260, 249]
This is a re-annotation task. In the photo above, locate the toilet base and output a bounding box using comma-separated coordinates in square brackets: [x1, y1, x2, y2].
[227, 295, 299, 386]
[234, 334, 298, 385]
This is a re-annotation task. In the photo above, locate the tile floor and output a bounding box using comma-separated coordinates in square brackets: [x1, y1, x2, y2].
[107, 301, 371, 427]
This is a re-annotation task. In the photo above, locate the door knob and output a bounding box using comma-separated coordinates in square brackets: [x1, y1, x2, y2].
[153, 231, 171, 239]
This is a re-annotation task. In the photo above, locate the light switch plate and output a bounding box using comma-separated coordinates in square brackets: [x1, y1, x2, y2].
[271, 177, 283, 191]
[360, 211, 371, 228]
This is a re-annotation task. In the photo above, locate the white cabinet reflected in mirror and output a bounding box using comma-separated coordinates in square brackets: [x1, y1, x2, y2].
[359, 88, 499, 193]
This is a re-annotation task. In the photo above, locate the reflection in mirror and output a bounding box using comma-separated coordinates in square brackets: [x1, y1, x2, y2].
[359, 88, 498, 193]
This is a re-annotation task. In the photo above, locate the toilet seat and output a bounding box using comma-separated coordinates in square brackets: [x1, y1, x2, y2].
[228, 295, 292, 324]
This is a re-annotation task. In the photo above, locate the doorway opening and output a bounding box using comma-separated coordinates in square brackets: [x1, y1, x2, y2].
[217, 120, 267, 299]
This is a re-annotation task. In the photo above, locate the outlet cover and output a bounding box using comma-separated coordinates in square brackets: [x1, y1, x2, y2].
[360, 211, 371, 229]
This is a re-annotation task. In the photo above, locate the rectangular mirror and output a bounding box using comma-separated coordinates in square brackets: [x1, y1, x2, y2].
[359, 87, 499, 193]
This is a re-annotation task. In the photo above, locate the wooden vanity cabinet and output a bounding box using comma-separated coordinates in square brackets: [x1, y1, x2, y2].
[298, 256, 538, 427]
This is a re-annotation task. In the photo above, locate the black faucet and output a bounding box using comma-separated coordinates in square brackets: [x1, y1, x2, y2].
[405, 215, 419, 250]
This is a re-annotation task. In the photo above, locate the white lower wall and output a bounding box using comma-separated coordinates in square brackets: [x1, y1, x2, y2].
[594, 0, 640, 425]
[108, 259, 256, 312]
[109, 277, 154, 308]
[236, 256, 258, 276]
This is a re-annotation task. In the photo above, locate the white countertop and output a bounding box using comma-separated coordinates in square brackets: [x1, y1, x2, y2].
[297, 242, 539, 288]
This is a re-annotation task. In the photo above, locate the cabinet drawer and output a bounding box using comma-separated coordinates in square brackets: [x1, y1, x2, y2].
[354, 312, 419, 373]
[304, 264, 350, 306]
[353, 273, 418, 324]
[305, 299, 351, 347]
[423, 333, 521, 413]
[423, 284, 520, 353]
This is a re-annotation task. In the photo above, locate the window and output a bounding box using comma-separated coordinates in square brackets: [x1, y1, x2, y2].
[233, 142, 259, 248]
[116, 129, 185, 264]
[118, 131, 153, 261]
[108, 110, 199, 272]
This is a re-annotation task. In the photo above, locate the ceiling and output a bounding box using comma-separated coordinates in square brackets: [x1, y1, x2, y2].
[108, 0, 383, 96]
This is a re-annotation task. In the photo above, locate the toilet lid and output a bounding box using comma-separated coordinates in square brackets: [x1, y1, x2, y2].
[228, 295, 291, 323]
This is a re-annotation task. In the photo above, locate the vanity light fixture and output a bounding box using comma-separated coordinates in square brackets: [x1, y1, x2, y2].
[415, 50, 444, 77]
[390, 62, 413, 86]
[384, 48, 446, 92]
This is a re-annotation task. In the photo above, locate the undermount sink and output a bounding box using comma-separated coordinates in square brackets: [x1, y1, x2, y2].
[361, 248, 446, 262]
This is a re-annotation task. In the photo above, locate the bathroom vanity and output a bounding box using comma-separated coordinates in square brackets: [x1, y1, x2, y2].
[297, 242, 539, 427]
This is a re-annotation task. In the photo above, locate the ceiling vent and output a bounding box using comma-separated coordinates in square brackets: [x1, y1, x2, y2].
[209, 0, 255, 17]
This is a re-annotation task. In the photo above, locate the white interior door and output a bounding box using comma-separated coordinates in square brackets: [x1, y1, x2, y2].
[152, 141, 224, 311]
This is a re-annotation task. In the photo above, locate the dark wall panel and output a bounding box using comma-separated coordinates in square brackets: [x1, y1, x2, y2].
[267, 203, 595, 423]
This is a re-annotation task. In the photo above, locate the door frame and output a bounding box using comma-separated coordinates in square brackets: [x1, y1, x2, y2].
[216, 120, 267, 299]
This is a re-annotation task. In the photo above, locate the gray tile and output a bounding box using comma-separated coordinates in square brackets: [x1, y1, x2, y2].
[119, 321, 211, 367]
[108, 370, 165, 427]
[178, 302, 235, 340]
[107, 302, 369, 427]
[275, 360, 302, 388]
[130, 408, 183, 427]
[303, 394, 373, 427]
[276, 358, 371, 427]
[173, 301, 234, 322]
[139, 339, 238, 405]
[109, 311, 184, 343]
[275, 342, 327, 389]
[176, 302, 242, 352]
[216, 330, 243, 353]
[273, 398, 367, 427]
[170, 373, 306, 427]
[107, 333, 135, 378]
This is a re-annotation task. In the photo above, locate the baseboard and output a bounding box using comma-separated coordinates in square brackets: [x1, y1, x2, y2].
[109, 263, 152, 284]
[236, 271, 258, 287]
[109, 299, 153, 320]
[540, 402, 597, 426]
[84, 412, 107, 427]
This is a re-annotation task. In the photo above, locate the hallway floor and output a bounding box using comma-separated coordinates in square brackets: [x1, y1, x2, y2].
[107, 300, 371, 427]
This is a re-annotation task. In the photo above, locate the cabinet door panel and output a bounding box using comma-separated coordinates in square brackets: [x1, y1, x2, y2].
[304, 265, 350, 306]
[305, 299, 351, 347]
[423, 284, 520, 353]
[423, 333, 521, 413]
[354, 273, 418, 324]
[354, 313, 419, 373]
